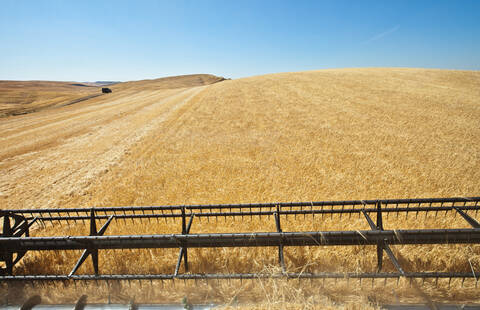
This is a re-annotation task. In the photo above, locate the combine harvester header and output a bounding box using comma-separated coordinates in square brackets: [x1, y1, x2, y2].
[1, 197, 480, 284]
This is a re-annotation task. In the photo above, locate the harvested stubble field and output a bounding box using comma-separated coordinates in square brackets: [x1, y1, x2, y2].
[1, 68, 480, 309]
[0, 81, 103, 117]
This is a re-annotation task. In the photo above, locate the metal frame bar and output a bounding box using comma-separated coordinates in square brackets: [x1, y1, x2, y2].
[174, 212, 194, 275]
[274, 205, 286, 273]
[69, 211, 114, 276]
[454, 207, 480, 228]
[1, 272, 479, 281]
[362, 204, 405, 275]
[1, 197, 479, 282]
[10, 208, 480, 225]
[1, 211, 36, 275]
[2, 229, 479, 251]
[7, 197, 480, 221]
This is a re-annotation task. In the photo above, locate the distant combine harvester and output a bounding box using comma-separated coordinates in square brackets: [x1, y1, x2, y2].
[101, 87, 112, 94]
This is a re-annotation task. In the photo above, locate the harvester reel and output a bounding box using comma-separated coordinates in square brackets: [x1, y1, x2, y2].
[0, 211, 32, 275]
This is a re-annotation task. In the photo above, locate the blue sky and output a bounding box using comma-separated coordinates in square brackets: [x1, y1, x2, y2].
[1, 0, 479, 81]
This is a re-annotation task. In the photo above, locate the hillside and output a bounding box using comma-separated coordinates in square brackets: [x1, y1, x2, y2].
[1, 68, 480, 306]
[0, 74, 225, 117]
[83, 68, 480, 206]
[110, 73, 226, 92]
[0, 80, 100, 117]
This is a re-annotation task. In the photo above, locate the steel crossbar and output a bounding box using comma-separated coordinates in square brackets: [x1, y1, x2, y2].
[1, 197, 479, 283]
[1, 229, 480, 250]
[2, 272, 480, 281]
[6, 197, 480, 223]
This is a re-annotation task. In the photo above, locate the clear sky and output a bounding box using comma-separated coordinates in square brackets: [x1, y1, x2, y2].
[1, 0, 479, 81]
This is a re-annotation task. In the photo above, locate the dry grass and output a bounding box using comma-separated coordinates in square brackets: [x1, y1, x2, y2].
[1, 68, 480, 308]
[0, 74, 217, 209]
[0, 81, 101, 117]
[109, 74, 226, 92]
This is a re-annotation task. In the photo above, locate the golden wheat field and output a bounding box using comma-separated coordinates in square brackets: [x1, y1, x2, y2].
[1, 68, 480, 308]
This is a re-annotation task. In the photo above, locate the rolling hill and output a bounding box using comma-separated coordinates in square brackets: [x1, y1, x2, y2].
[1, 68, 479, 307]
